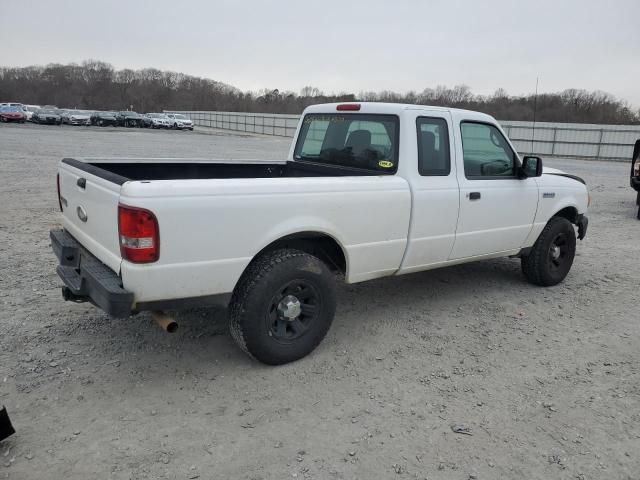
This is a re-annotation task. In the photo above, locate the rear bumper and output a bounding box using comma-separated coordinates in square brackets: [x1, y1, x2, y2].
[50, 229, 133, 317]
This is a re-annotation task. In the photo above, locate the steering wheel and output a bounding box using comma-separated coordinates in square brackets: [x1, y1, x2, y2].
[481, 159, 511, 176]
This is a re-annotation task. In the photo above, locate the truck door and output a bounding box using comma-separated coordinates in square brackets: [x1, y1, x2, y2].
[449, 121, 538, 259]
[399, 113, 460, 273]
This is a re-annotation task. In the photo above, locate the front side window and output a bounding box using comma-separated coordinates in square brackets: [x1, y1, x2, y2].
[416, 117, 450, 176]
[461, 122, 517, 178]
[294, 114, 399, 173]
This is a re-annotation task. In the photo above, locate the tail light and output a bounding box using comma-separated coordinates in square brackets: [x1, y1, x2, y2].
[634, 160, 640, 177]
[118, 204, 160, 263]
[56, 173, 63, 211]
[336, 104, 361, 111]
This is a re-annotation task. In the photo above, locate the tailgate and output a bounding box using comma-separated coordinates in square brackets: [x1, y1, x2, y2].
[58, 159, 124, 272]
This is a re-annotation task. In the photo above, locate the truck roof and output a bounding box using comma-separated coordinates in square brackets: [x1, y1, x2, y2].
[304, 102, 496, 122]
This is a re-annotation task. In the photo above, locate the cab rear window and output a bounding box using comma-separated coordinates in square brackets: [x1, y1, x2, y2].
[293, 114, 399, 173]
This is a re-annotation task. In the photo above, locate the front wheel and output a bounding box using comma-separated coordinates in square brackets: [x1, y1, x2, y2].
[521, 216, 577, 286]
[228, 249, 336, 365]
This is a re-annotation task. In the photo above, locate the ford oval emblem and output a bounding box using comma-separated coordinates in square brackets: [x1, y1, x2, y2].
[77, 206, 88, 223]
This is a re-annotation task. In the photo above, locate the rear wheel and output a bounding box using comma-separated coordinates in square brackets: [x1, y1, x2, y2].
[228, 249, 336, 365]
[521, 216, 577, 286]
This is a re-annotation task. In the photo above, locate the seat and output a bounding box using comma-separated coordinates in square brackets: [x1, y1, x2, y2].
[345, 129, 372, 157]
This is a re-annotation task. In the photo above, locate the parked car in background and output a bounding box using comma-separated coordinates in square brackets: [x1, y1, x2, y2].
[61, 109, 92, 126]
[140, 115, 153, 128]
[116, 111, 144, 127]
[631, 139, 640, 220]
[0, 106, 27, 123]
[32, 108, 62, 125]
[90, 111, 118, 127]
[165, 113, 194, 130]
[144, 113, 170, 129]
[0, 102, 24, 109]
[23, 105, 41, 121]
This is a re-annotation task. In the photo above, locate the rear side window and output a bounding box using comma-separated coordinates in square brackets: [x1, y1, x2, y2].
[294, 114, 399, 173]
[416, 117, 450, 176]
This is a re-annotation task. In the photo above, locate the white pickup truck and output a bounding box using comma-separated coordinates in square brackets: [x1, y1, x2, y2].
[51, 102, 589, 364]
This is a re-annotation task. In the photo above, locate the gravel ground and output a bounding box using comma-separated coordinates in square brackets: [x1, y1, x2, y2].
[0, 123, 638, 480]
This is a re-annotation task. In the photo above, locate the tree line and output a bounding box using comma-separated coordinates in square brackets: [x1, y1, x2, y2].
[0, 60, 638, 124]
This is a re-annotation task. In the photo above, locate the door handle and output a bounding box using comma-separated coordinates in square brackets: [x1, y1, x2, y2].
[77, 178, 86, 189]
[469, 192, 481, 200]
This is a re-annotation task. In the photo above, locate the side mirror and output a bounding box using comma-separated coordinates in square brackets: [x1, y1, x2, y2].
[520, 156, 543, 178]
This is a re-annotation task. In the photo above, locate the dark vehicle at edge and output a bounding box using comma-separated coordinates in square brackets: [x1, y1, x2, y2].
[631, 139, 640, 220]
[116, 111, 143, 127]
[32, 108, 62, 125]
[90, 111, 118, 127]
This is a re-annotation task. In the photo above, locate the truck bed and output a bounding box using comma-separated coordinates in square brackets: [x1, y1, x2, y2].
[57, 156, 412, 303]
[62, 158, 386, 184]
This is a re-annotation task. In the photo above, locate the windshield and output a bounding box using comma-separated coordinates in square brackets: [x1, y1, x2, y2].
[1, 106, 20, 112]
[173, 114, 188, 119]
[148, 113, 165, 118]
[40, 109, 57, 115]
[293, 113, 399, 173]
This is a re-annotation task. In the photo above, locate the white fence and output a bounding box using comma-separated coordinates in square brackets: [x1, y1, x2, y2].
[167, 110, 640, 162]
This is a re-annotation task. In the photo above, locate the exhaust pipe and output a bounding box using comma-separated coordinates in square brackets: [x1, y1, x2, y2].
[151, 311, 178, 333]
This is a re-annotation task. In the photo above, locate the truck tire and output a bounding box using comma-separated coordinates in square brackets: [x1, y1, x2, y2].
[228, 248, 336, 365]
[521, 216, 577, 286]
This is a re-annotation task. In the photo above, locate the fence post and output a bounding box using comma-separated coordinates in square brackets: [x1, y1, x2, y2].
[596, 129, 604, 160]
[551, 127, 557, 156]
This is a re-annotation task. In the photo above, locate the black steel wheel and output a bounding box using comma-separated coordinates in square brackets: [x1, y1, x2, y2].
[266, 279, 321, 343]
[522, 216, 577, 286]
[229, 249, 336, 365]
[547, 232, 570, 273]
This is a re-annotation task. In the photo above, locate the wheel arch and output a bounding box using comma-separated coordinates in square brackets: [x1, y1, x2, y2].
[552, 205, 579, 224]
[247, 230, 348, 278]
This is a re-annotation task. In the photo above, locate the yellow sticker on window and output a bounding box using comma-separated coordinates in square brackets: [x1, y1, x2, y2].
[378, 160, 394, 168]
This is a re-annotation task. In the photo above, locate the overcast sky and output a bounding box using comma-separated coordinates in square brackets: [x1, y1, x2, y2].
[1, 0, 639, 106]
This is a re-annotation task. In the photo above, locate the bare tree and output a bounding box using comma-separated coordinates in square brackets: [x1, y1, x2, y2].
[0, 60, 637, 124]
